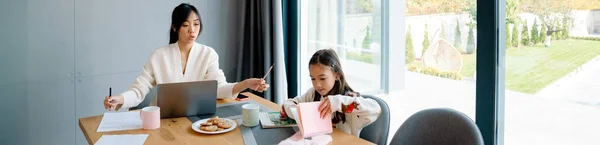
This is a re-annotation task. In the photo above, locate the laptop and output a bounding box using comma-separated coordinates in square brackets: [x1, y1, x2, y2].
[156, 80, 217, 119]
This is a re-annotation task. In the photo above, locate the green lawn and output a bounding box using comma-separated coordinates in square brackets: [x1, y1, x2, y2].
[460, 39, 600, 94]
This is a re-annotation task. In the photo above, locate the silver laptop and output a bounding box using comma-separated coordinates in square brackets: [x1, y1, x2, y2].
[156, 80, 217, 119]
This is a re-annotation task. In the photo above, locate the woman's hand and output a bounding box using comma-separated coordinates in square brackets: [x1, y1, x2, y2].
[319, 96, 332, 119]
[243, 78, 270, 93]
[104, 95, 124, 111]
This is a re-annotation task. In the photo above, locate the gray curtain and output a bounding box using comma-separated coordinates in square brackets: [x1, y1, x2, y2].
[237, 0, 288, 105]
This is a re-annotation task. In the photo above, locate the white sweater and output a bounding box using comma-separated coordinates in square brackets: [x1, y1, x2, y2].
[283, 88, 381, 136]
[120, 42, 238, 109]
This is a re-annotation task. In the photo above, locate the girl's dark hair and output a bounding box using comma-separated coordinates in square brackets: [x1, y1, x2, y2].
[309, 49, 357, 124]
[169, 3, 202, 44]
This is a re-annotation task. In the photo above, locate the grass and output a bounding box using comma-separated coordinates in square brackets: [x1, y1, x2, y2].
[346, 51, 373, 63]
[459, 39, 600, 94]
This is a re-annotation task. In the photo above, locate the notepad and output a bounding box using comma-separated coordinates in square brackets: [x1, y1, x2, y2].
[97, 111, 142, 132]
[94, 134, 148, 145]
[294, 102, 333, 138]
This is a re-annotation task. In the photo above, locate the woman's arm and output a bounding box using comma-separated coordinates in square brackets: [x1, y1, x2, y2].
[118, 53, 158, 109]
[203, 48, 268, 99]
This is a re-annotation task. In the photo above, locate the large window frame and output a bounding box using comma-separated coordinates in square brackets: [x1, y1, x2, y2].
[285, 0, 506, 144]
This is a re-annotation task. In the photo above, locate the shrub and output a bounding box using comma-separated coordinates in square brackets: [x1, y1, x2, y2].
[454, 20, 462, 50]
[406, 25, 414, 64]
[531, 19, 539, 44]
[420, 67, 440, 76]
[407, 64, 418, 72]
[562, 19, 570, 39]
[422, 24, 430, 57]
[439, 71, 463, 80]
[570, 36, 600, 41]
[512, 24, 519, 47]
[521, 23, 530, 45]
[541, 24, 547, 43]
[420, 67, 462, 80]
[466, 27, 475, 54]
[441, 22, 446, 40]
[362, 25, 372, 50]
[506, 24, 512, 48]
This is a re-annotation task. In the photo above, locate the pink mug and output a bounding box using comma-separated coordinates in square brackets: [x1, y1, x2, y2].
[140, 106, 160, 129]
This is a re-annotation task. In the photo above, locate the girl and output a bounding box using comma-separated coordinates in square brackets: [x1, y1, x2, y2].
[281, 49, 381, 136]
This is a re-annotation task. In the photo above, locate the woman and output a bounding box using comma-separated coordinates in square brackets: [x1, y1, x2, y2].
[104, 3, 269, 111]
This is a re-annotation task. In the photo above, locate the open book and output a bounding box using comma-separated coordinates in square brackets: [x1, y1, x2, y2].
[259, 112, 297, 128]
[290, 102, 333, 138]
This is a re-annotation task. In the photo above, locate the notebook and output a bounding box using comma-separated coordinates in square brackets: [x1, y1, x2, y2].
[295, 102, 333, 138]
[259, 112, 297, 128]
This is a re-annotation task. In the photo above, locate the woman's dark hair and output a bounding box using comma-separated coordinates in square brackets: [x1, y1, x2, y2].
[309, 49, 358, 124]
[169, 3, 202, 44]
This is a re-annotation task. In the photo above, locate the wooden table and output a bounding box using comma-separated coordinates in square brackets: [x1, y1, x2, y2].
[79, 92, 375, 145]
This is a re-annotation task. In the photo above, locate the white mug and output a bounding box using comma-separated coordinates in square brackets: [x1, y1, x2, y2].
[242, 104, 260, 127]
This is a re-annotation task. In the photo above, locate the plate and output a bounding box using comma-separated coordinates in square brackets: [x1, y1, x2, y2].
[191, 118, 237, 134]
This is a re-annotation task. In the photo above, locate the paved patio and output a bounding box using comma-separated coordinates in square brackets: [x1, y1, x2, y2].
[377, 71, 600, 145]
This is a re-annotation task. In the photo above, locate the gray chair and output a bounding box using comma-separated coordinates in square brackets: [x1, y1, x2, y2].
[359, 95, 390, 145]
[130, 87, 156, 110]
[389, 108, 484, 145]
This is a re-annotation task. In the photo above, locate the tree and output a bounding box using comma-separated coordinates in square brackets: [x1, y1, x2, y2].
[532, 19, 540, 44]
[422, 24, 430, 57]
[454, 20, 462, 50]
[562, 17, 571, 39]
[541, 24, 547, 44]
[466, 27, 475, 54]
[441, 22, 447, 40]
[406, 25, 414, 64]
[506, 0, 520, 24]
[521, 23, 530, 45]
[512, 24, 519, 47]
[521, 0, 574, 47]
[506, 24, 512, 48]
[362, 25, 372, 50]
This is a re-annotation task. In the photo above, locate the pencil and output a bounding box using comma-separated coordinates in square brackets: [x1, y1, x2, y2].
[256, 64, 274, 90]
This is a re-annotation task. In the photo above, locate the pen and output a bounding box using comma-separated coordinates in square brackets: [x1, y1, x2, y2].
[108, 87, 113, 110]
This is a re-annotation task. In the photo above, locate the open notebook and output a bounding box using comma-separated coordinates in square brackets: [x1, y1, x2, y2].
[291, 102, 333, 138]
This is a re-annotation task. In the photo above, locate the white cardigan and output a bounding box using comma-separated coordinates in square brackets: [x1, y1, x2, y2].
[120, 42, 238, 109]
[283, 88, 381, 136]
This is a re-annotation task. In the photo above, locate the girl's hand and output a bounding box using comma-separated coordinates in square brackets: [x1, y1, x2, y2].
[243, 78, 270, 93]
[318, 96, 332, 119]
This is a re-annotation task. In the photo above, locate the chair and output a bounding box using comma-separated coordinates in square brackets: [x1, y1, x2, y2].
[130, 87, 156, 110]
[389, 108, 483, 145]
[358, 95, 390, 145]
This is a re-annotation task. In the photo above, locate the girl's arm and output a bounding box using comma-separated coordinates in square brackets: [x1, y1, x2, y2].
[281, 88, 316, 119]
[328, 95, 381, 128]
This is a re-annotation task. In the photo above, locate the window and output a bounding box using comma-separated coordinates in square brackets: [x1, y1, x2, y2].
[299, 0, 383, 94]
[503, 0, 600, 144]
[299, 0, 478, 143]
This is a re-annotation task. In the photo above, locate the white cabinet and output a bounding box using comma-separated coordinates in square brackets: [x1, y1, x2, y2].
[26, 79, 76, 145]
[74, 0, 185, 77]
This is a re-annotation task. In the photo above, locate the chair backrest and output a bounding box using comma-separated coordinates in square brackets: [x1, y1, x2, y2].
[130, 87, 156, 110]
[358, 95, 390, 145]
[389, 108, 484, 145]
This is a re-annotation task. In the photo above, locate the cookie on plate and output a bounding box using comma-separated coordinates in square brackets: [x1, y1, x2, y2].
[217, 122, 232, 129]
[200, 122, 213, 126]
[200, 125, 218, 132]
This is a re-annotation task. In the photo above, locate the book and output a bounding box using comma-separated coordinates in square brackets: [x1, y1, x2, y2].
[259, 112, 297, 128]
[295, 102, 333, 138]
